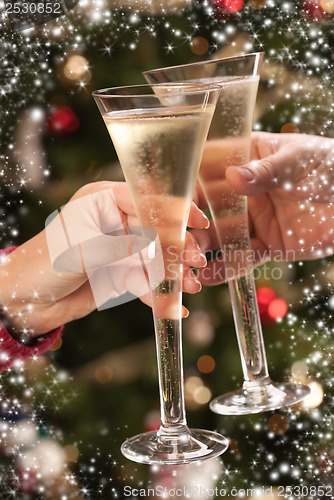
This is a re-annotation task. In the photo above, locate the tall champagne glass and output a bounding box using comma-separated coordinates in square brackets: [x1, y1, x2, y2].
[144, 54, 310, 415]
[93, 84, 228, 464]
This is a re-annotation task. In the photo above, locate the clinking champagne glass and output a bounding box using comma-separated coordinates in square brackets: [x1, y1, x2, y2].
[93, 83, 229, 464]
[144, 54, 310, 415]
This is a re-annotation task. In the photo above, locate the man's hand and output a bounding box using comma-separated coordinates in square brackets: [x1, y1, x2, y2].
[193, 132, 334, 285]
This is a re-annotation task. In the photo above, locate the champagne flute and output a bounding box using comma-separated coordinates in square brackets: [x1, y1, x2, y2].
[144, 54, 310, 415]
[93, 83, 229, 464]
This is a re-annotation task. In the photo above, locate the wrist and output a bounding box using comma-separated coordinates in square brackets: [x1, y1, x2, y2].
[0, 310, 36, 345]
[0, 246, 51, 339]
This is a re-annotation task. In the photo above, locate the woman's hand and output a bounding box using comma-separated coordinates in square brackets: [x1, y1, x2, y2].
[0, 182, 208, 336]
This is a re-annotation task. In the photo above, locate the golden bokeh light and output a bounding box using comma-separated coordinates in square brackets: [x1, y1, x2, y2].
[249, 0, 266, 9]
[268, 414, 289, 435]
[228, 438, 240, 455]
[185, 375, 203, 393]
[95, 365, 113, 384]
[190, 37, 209, 56]
[49, 337, 63, 351]
[302, 381, 324, 410]
[185, 375, 212, 408]
[280, 122, 299, 134]
[197, 355, 215, 374]
[291, 360, 308, 380]
[64, 55, 90, 81]
[193, 385, 212, 405]
[320, 0, 334, 13]
[64, 444, 80, 462]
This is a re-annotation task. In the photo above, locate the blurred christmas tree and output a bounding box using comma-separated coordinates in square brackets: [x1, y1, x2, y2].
[0, 0, 334, 498]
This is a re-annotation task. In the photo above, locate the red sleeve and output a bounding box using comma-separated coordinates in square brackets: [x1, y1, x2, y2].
[0, 247, 63, 371]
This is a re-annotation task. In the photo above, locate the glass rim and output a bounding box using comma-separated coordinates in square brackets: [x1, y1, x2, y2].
[92, 82, 222, 99]
[143, 51, 265, 78]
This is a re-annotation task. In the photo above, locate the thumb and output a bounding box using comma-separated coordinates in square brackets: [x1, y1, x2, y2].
[225, 142, 312, 196]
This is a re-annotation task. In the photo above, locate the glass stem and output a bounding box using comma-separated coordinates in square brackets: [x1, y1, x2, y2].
[228, 272, 270, 384]
[151, 272, 189, 438]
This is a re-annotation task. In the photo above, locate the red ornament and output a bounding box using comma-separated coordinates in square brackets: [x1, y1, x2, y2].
[48, 106, 80, 135]
[13, 466, 39, 495]
[214, 0, 244, 14]
[301, 0, 328, 20]
[224, 0, 244, 12]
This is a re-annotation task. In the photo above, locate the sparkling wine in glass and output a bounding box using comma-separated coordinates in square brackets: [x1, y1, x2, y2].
[93, 84, 229, 463]
[144, 54, 310, 415]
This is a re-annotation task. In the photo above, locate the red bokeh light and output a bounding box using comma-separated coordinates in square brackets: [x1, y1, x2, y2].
[257, 286, 288, 323]
[301, 0, 328, 20]
[143, 410, 160, 432]
[268, 298, 288, 320]
[49, 106, 80, 135]
[257, 286, 277, 313]
[214, 0, 244, 13]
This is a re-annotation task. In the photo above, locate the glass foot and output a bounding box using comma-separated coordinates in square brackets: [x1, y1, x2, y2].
[209, 380, 311, 415]
[121, 428, 229, 465]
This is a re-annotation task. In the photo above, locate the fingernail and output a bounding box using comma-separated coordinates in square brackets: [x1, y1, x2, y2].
[194, 278, 202, 291]
[196, 242, 206, 258]
[200, 211, 210, 226]
[236, 167, 254, 182]
[199, 253, 207, 266]
[183, 307, 190, 318]
[194, 246, 207, 266]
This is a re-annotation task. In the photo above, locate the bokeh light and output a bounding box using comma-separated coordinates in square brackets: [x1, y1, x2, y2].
[268, 298, 288, 320]
[320, 0, 334, 13]
[280, 122, 300, 134]
[291, 360, 308, 380]
[197, 355, 216, 374]
[249, 0, 266, 9]
[190, 36, 209, 55]
[49, 337, 63, 351]
[63, 54, 90, 82]
[257, 286, 276, 313]
[302, 381, 324, 410]
[49, 107, 80, 135]
[193, 386, 212, 405]
[185, 375, 212, 407]
[64, 444, 80, 463]
[268, 414, 289, 435]
[94, 365, 113, 384]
